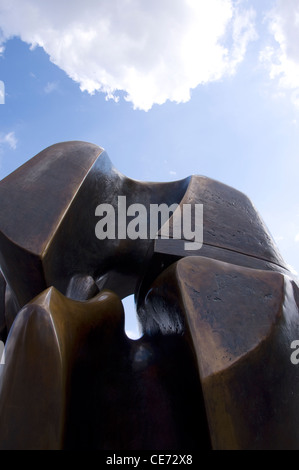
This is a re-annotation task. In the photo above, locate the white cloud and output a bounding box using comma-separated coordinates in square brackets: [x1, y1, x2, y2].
[295, 233, 299, 242]
[0, 131, 17, 150]
[261, 0, 299, 108]
[229, 6, 257, 71]
[0, 0, 257, 110]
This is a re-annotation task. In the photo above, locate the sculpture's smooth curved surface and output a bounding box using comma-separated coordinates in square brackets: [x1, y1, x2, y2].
[0, 141, 298, 450]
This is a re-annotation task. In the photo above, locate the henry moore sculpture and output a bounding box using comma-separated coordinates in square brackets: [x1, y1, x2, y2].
[0, 141, 298, 450]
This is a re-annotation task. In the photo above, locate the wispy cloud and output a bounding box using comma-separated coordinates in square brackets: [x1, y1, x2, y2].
[295, 233, 299, 243]
[260, 0, 299, 108]
[0, 131, 17, 150]
[0, 0, 257, 111]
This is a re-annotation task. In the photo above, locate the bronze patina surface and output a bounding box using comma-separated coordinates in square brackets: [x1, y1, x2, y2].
[0, 141, 298, 450]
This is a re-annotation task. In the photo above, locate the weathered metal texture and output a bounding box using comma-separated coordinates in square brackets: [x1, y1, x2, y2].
[0, 141, 189, 326]
[158, 174, 287, 269]
[136, 173, 291, 313]
[0, 141, 298, 450]
[139, 256, 299, 449]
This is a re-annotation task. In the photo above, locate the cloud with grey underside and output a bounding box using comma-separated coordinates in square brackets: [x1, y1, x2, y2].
[0, 0, 259, 110]
[1, 0, 299, 110]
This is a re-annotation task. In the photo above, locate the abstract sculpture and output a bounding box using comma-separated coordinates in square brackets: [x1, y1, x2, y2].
[0, 141, 298, 450]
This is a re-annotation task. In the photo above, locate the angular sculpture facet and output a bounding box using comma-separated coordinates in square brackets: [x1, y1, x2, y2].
[0, 141, 298, 450]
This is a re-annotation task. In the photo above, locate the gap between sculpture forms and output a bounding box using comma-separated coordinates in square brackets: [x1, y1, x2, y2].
[123, 294, 143, 340]
[0, 341, 5, 365]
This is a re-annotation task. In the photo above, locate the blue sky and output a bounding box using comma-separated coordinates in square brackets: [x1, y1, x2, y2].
[0, 0, 299, 338]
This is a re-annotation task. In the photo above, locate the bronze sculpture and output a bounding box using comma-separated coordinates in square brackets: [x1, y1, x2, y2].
[0, 141, 298, 450]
